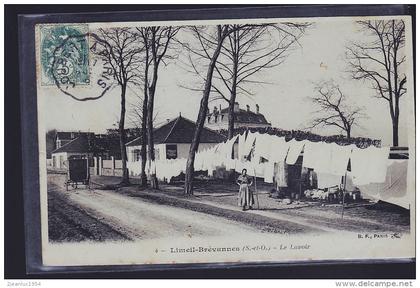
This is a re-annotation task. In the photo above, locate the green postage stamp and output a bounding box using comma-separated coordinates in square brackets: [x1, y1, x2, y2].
[39, 24, 90, 86]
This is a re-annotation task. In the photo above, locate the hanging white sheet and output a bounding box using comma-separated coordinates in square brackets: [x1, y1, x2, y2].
[357, 159, 409, 209]
[285, 139, 306, 165]
[350, 146, 390, 185]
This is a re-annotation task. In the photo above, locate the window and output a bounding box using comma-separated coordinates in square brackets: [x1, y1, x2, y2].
[59, 155, 64, 168]
[166, 144, 178, 159]
[132, 149, 141, 162]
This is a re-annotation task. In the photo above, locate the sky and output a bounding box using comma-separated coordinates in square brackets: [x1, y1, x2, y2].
[39, 17, 414, 147]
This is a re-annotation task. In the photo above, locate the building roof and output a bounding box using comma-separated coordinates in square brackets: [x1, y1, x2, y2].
[219, 108, 270, 125]
[126, 116, 226, 147]
[52, 135, 90, 154]
[55, 131, 94, 140]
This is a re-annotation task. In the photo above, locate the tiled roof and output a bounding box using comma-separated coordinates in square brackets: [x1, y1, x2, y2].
[219, 108, 270, 125]
[52, 135, 90, 154]
[55, 131, 94, 140]
[126, 116, 226, 147]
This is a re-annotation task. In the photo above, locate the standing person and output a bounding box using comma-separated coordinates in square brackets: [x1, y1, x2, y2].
[237, 169, 254, 211]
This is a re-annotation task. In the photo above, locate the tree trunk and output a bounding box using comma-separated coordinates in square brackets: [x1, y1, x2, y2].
[389, 97, 399, 147]
[119, 84, 129, 185]
[227, 99, 235, 140]
[346, 128, 351, 140]
[139, 37, 149, 188]
[227, 29, 239, 141]
[227, 65, 237, 141]
[139, 88, 148, 187]
[392, 116, 399, 147]
[226, 95, 236, 180]
[147, 65, 159, 189]
[184, 26, 226, 196]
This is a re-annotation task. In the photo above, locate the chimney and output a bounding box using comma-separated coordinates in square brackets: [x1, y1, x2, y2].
[219, 104, 222, 114]
[255, 104, 260, 114]
[246, 104, 250, 112]
[234, 102, 240, 113]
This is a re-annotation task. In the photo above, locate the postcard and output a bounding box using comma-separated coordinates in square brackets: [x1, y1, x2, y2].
[33, 13, 415, 267]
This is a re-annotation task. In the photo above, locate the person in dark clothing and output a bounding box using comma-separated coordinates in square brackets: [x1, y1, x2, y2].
[237, 169, 254, 211]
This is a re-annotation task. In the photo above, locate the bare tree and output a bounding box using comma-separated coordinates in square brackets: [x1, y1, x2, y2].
[183, 25, 239, 195]
[126, 85, 147, 186]
[91, 28, 143, 185]
[127, 87, 159, 188]
[181, 23, 310, 139]
[347, 20, 407, 146]
[308, 80, 365, 139]
[137, 26, 180, 189]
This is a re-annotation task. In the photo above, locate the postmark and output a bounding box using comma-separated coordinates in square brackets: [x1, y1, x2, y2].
[40, 24, 90, 86]
[38, 24, 117, 101]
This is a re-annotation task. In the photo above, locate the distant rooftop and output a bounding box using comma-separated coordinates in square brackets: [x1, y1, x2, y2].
[55, 131, 93, 140]
[52, 135, 91, 154]
[220, 107, 270, 125]
[207, 102, 270, 126]
[126, 115, 226, 147]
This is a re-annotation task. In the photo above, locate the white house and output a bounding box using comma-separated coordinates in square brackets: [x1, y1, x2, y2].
[51, 135, 93, 169]
[126, 115, 226, 175]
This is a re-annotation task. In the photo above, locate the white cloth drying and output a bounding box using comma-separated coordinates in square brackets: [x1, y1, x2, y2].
[285, 139, 306, 165]
[237, 133, 247, 160]
[243, 132, 257, 159]
[329, 143, 353, 176]
[317, 172, 342, 189]
[350, 146, 390, 185]
[263, 161, 275, 183]
[275, 161, 288, 188]
[302, 141, 325, 170]
[269, 136, 290, 163]
[303, 141, 352, 176]
[254, 133, 273, 161]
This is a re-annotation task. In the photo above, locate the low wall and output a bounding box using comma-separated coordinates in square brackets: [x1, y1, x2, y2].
[90, 156, 124, 177]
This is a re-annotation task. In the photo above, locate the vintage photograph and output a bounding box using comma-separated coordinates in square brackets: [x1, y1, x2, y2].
[35, 14, 415, 266]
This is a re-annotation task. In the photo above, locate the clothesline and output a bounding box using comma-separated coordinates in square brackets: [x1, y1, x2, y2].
[195, 131, 404, 195]
[195, 131, 393, 179]
[218, 127, 382, 149]
[140, 131, 409, 209]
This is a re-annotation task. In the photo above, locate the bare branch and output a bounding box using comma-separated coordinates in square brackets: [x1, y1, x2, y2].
[307, 80, 367, 138]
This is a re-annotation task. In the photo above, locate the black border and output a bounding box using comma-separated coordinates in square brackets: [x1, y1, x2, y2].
[5, 4, 416, 279]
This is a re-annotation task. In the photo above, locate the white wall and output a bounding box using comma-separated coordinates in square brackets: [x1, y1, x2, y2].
[127, 144, 166, 162]
[52, 152, 67, 168]
[174, 143, 217, 159]
[51, 152, 93, 169]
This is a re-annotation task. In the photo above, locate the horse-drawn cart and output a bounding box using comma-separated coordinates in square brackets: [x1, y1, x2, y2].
[65, 158, 90, 190]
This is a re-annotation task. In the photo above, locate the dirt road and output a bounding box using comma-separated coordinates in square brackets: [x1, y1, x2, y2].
[48, 174, 259, 241]
[48, 174, 128, 242]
